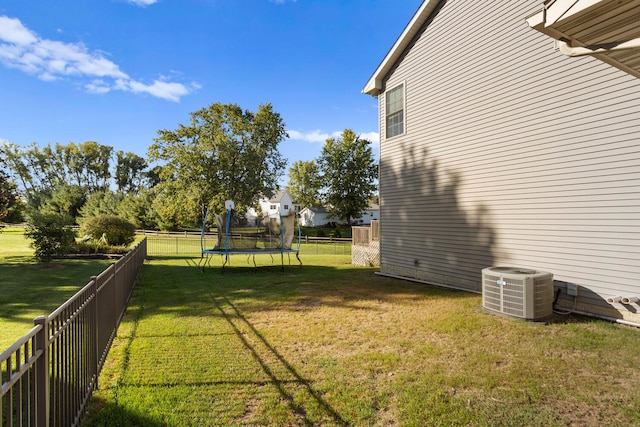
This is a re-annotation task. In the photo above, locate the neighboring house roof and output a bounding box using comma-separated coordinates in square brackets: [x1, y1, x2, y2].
[362, 0, 442, 96]
[526, 0, 640, 79]
[262, 189, 298, 205]
[303, 206, 330, 214]
[301, 205, 378, 214]
[268, 189, 287, 203]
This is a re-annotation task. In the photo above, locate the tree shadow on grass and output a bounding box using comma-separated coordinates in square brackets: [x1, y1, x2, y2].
[134, 261, 479, 320]
[212, 295, 347, 426]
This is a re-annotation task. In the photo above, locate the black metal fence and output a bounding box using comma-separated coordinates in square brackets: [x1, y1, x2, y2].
[0, 239, 147, 427]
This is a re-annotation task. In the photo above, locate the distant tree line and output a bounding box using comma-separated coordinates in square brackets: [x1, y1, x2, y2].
[1, 140, 164, 229]
[1, 102, 378, 245]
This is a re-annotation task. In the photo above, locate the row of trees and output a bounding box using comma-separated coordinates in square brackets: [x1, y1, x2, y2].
[1, 139, 164, 229]
[1, 102, 377, 232]
[0, 156, 22, 224]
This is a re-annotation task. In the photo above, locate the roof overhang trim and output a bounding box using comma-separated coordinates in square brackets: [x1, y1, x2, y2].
[526, 0, 640, 79]
[362, 0, 442, 96]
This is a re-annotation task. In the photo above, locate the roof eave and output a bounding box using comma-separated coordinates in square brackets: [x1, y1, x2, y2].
[526, 2, 640, 80]
[362, 0, 443, 96]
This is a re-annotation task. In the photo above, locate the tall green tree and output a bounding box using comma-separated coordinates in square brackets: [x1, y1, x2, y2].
[143, 165, 164, 189]
[148, 102, 287, 223]
[115, 151, 148, 194]
[41, 184, 87, 219]
[286, 160, 322, 209]
[119, 189, 159, 230]
[317, 129, 377, 225]
[2, 142, 60, 197]
[77, 190, 122, 224]
[0, 152, 23, 223]
[58, 141, 112, 192]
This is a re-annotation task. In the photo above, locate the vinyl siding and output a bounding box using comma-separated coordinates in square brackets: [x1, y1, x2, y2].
[376, 0, 640, 315]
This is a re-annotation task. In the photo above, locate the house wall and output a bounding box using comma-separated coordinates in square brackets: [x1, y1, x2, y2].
[377, 0, 640, 321]
[300, 209, 315, 227]
[300, 210, 332, 227]
[353, 209, 379, 225]
[258, 191, 296, 217]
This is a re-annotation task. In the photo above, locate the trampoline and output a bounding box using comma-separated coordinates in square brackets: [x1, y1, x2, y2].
[199, 200, 302, 272]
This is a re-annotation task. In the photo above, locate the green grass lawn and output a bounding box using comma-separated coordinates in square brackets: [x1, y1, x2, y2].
[82, 254, 640, 426]
[0, 227, 114, 350]
[3, 227, 639, 426]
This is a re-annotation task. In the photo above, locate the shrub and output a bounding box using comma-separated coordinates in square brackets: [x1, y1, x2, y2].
[25, 212, 76, 263]
[72, 240, 131, 255]
[72, 239, 111, 254]
[316, 228, 326, 237]
[331, 228, 342, 238]
[82, 215, 136, 246]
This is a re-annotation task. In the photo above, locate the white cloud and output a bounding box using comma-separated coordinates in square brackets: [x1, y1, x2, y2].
[359, 131, 380, 144]
[0, 15, 194, 102]
[85, 79, 111, 94]
[127, 0, 159, 6]
[287, 129, 336, 143]
[126, 78, 192, 102]
[287, 129, 379, 144]
[0, 16, 37, 45]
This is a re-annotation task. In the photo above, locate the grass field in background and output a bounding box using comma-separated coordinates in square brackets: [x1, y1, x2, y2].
[0, 227, 114, 350]
[82, 254, 640, 426]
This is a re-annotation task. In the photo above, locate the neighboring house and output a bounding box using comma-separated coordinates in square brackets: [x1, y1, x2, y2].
[299, 206, 332, 227]
[300, 203, 379, 227]
[246, 189, 300, 224]
[363, 0, 640, 325]
[352, 203, 380, 225]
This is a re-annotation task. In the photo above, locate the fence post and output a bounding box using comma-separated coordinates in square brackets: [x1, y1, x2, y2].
[34, 315, 50, 427]
[90, 276, 99, 390]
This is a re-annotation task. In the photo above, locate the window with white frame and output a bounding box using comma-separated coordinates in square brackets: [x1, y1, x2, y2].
[386, 83, 404, 138]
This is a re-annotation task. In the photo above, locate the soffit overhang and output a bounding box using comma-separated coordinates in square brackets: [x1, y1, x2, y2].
[527, 0, 640, 79]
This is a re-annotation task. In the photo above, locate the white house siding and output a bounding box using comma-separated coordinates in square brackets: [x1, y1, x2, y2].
[376, 0, 640, 321]
[299, 208, 332, 227]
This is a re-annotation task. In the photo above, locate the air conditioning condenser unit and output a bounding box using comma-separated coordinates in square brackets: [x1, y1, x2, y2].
[482, 266, 554, 321]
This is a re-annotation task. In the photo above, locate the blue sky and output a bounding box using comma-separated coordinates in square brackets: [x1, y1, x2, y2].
[0, 0, 421, 173]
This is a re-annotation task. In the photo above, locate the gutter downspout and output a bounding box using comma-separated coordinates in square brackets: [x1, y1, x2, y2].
[558, 38, 640, 57]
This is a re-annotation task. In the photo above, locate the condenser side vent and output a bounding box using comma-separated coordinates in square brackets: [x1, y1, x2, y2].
[482, 267, 554, 321]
